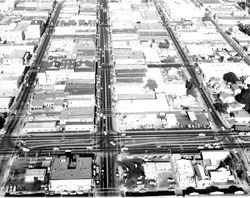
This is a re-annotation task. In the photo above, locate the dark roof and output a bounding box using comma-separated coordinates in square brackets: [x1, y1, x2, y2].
[65, 83, 95, 95]
[65, 82, 95, 89]
[139, 31, 168, 37]
[76, 49, 95, 57]
[59, 20, 77, 26]
[40, 59, 95, 72]
[60, 59, 76, 70]
[112, 28, 137, 34]
[33, 92, 69, 100]
[116, 73, 146, 78]
[39, 61, 61, 73]
[74, 60, 95, 72]
[65, 88, 95, 95]
[115, 69, 147, 73]
[61, 107, 94, 118]
[66, 121, 93, 125]
[78, 19, 96, 26]
[117, 78, 144, 83]
[31, 19, 43, 26]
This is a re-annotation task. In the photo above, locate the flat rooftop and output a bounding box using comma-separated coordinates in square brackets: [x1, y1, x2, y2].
[50, 155, 92, 180]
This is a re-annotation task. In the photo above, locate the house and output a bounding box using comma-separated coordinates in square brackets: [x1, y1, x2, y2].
[227, 103, 245, 113]
[234, 111, 250, 124]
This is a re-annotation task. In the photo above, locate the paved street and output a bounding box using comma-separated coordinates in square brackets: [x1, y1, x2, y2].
[96, 0, 118, 195]
[0, 0, 250, 196]
[0, 2, 63, 191]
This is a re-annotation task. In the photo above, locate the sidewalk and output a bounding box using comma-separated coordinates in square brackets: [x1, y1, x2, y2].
[0, 155, 16, 197]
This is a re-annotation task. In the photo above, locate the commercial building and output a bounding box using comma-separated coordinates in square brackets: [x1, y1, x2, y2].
[22, 121, 58, 133]
[2, 49, 27, 65]
[234, 110, 250, 124]
[0, 97, 12, 112]
[26, 0, 96, 134]
[60, 107, 94, 124]
[38, 59, 95, 87]
[174, 157, 196, 188]
[116, 93, 170, 114]
[26, 19, 44, 39]
[65, 122, 93, 132]
[0, 0, 15, 11]
[161, 0, 204, 21]
[210, 170, 234, 183]
[50, 155, 93, 193]
[114, 83, 155, 100]
[201, 150, 230, 170]
[24, 169, 46, 183]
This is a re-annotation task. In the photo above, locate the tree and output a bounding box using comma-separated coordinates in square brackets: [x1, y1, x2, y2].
[228, 185, 240, 193]
[158, 39, 170, 49]
[214, 102, 223, 113]
[186, 79, 196, 97]
[223, 72, 238, 84]
[235, 88, 250, 105]
[223, 155, 245, 179]
[186, 79, 194, 90]
[213, 102, 228, 113]
[185, 187, 196, 194]
[219, 56, 224, 62]
[244, 103, 250, 114]
[0, 114, 5, 129]
[145, 79, 158, 90]
[218, 160, 227, 169]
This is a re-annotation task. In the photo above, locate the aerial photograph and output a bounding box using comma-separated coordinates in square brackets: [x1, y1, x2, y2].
[1, 0, 250, 197]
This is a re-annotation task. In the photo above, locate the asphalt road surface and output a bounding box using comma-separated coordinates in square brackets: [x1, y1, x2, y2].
[0, 2, 63, 188]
